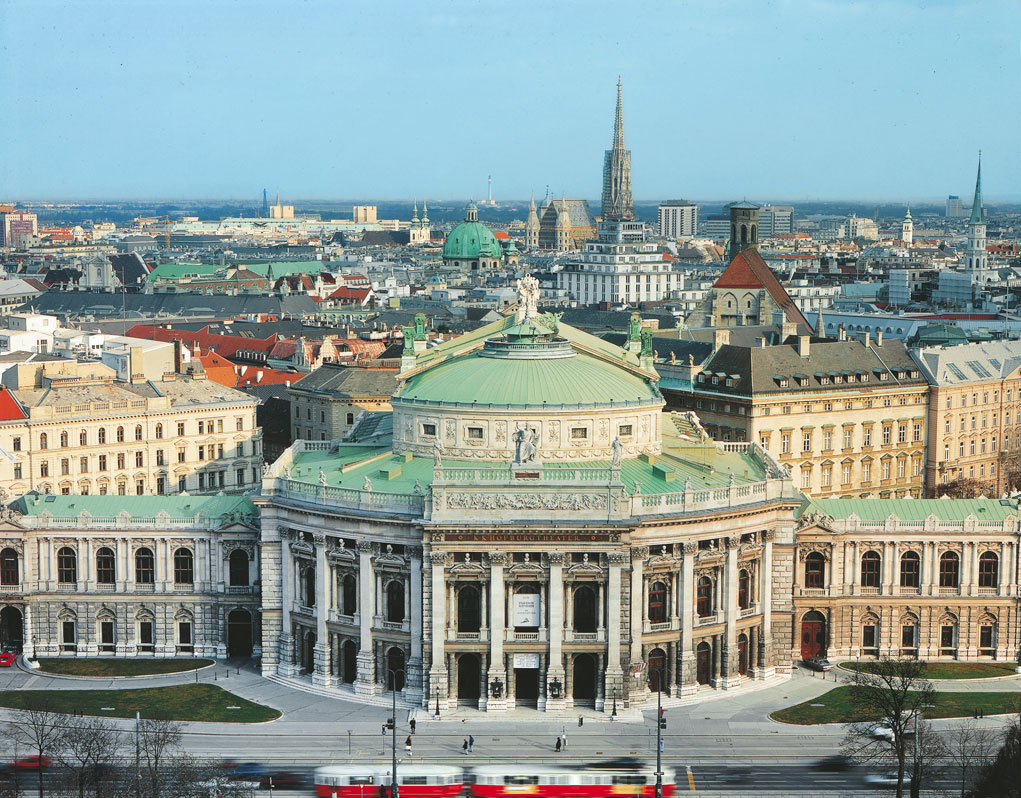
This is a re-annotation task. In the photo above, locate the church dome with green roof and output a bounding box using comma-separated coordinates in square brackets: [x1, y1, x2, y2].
[442, 200, 504, 270]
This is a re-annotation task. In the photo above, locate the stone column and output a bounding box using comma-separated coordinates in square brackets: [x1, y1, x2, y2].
[355, 541, 376, 696]
[928, 542, 940, 596]
[883, 542, 896, 593]
[628, 546, 648, 706]
[277, 529, 294, 676]
[711, 633, 722, 686]
[605, 552, 625, 709]
[428, 551, 448, 713]
[758, 532, 775, 679]
[721, 536, 739, 688]
[407, 547, 424, 703]
[486, 553, 507, 711]
[545, 553, 566, 711]
[999, 542, 1009, 595]
[678, 543, 697, 696]
[312, 535, 332, 687]
[964, 542, 976, 596]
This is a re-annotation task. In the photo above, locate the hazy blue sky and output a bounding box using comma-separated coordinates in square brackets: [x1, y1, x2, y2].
[1, 0, 1018, 202]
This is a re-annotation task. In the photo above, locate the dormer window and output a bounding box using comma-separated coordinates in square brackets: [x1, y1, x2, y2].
[712, 376, 719, 385]
[778, 377, 789, 388]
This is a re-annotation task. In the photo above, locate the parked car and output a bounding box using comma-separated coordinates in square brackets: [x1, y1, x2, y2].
[864, 771, 911, 788]
[0, 651, 16, 667]
[10, 755, 51, 770]
[803, 657, 834, 671]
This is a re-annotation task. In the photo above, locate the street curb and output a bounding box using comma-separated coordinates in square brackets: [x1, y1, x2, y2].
[835, 663, 1021, 683]
[18, 658, 217, 681]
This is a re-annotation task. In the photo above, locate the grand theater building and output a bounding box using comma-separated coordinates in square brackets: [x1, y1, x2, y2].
[257, 284, 804, 711]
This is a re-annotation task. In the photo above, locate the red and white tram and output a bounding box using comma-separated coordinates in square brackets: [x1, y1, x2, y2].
[468, 763, 677, 798]
[314, 765, 464, 798]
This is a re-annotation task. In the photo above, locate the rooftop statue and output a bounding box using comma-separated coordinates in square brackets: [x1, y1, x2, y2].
[515, 274, 540, 322]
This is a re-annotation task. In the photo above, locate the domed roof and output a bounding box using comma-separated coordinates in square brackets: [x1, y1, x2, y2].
[443, 201, 503, 261]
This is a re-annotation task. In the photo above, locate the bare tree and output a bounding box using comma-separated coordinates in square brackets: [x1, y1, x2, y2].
[936, 477, 990, 499]
[906, 717, 947, 798]
[841, 657, 935, 798]
[9, 702, 64, 798]
[968, 709, 1021, 798]
[138, 713, 183, 798]
[944, 719, 997, 798]
[56, 715, 123, 798]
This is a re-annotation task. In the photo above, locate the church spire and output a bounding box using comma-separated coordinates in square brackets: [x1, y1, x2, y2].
[601, 78, 634, 221]
[969, 151, 984, 225]
[613, 76, 625, 151]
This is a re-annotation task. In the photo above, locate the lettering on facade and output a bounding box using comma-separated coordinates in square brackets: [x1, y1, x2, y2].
[444, 492, 607, 511]
[440, 530, 619, 543]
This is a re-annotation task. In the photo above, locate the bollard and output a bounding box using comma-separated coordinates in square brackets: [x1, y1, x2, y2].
[578, 716, 583, 727]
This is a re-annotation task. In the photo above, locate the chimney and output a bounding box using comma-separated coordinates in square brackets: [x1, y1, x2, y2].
[758, 336, 767, 348]
[864, 331, 871, 348]
[713, 329, 731, 350]
[876, 329, 884, 346]
[798, 335, 810, 358]
[173, 339, 183, 373]
[780, 316, 798, 341]
[838, 324, 846, 342]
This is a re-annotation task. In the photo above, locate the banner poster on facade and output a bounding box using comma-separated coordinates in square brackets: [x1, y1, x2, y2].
[512, 593, 541, 627]
[513, 653, 541, 669]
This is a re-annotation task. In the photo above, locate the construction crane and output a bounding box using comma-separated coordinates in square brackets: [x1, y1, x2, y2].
[163, 216, 174, 249]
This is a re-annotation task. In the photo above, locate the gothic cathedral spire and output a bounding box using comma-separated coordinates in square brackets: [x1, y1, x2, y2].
[601, 78, 634, 221]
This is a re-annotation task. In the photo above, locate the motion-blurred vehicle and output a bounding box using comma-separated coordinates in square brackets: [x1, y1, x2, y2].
[10, 755, 51, 770]
[815, 754, 853, 771]
[802, 657, 834, 671]
[864, 771, 911, 788]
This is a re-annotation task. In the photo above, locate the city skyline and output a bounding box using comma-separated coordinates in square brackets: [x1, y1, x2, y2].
[2, 1, 1019, 202]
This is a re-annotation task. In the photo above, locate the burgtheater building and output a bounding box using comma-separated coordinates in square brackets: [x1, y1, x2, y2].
[258, 278, 805, 711]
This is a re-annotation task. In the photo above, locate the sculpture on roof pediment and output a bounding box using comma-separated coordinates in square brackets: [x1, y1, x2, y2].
[402, 326, 414, 354]
[515, 274, 540, 322]
[0, 539, 23, 555]
[798, 542, 831, 561]
[513, 425, 539, 465]
[540, 311, 562, 335]
[262, 461, 271, 476]
[797, 511, 835, 531]
[413, 480, 424, 495]
[937, 542, 962, 554]
[0, 504, 22, 525]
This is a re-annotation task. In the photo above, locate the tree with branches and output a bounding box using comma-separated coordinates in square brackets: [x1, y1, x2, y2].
[944, 719, 997, 798]
[9, 702, 64, 798]
[56, 715, 123, 798]
[138, 713, 183, 798]
[841, 658, 935, 798]
[968, 709, 1021, 798]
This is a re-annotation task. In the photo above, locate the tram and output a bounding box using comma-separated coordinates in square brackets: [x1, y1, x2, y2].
[314, 765, 464, 798]
[468, 761, 677, 798]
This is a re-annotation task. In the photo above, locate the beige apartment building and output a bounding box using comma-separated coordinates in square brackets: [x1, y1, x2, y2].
[911, 340, 1021, 497]
[0, 360, 262, 497]
[288, 363, 397, 441]
[664, 330, 929, 498]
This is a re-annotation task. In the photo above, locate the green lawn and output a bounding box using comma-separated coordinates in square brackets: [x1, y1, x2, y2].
[36, 658, 214, 677]
[772, 686, 1021, 725]
[0, 685, 280, 723]
[840, 661, 1018, 680]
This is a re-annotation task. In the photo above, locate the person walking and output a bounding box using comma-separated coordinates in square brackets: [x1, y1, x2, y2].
[462, 739, 469, 755]
[659, 737, 665, 753]
[555, 737, 562, 753]
[405, 736, 413, 757]
[410, 718, 416, 735]
[468, 735, 475, 753]
[561, 732, 568, 750]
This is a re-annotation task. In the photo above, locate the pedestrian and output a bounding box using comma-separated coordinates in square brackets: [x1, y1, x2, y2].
[659, 737, 665, 753]
[410, 718, 417, 735]
[468, 735, 475, 753]
[555, 737, 562, 753]
[561, 732, 568, 750]
[463, 738, 469, 755]
[405, 736, 413, 757]
[381, 724, 386, 736]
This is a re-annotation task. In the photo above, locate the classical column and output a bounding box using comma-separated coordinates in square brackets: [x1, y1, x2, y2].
[677, 543, 697, 696]
[428, 551, 448, 711]
[312, 535, 332, 687]
[485, 553, 507, 711]
[928, 542, 940, 595]
[355, 541, 376, 695]
[883, 542, 896, 593]
[277, 528, 294, 676]
[758, 532, 775, 679]
[721, 536, 739, 688]
[407, 547, 424, 702]
[628, 546, 648, 705]
[964, 542, 977, 597]
[605, 552, 625, 709]
[545, 553, 566, 711]
[999, 542, 1009, 595]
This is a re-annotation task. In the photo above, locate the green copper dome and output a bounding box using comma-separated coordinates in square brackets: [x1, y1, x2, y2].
[443, 201, 503, 261]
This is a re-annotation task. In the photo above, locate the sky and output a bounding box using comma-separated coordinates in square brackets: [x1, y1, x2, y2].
[1, 0, 1019, 203]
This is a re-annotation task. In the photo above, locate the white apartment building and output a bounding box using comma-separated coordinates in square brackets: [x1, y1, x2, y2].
[555, 220, 683, 306]
[658, 201, 698, 239]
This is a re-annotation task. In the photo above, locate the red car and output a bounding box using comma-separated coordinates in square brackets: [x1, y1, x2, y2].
[11, 755, 52, 770]
[0, 652, 16, 667]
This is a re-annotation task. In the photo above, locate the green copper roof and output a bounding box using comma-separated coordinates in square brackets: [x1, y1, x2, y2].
[11, 492, 256, 521]
[802, 497, 1017, 524]
[395, 347, 661, 408]
[442, 220, 503, 260]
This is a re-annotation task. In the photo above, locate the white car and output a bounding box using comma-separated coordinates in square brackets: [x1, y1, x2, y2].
[864, 772, 911, 788]
[869, 725, 895, 742]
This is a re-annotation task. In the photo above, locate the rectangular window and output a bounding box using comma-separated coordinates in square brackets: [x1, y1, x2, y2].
[883, 426, 891, 445]
[136, 480, 144, 496]
[842, 464, 851, 484]
[237, 468, 245, 485]
[11, 437, 20, 452]
[467, 427, 484, 440]
[139, 621, 154, 649]
[40, 461, 49, 477]
[135, 451, 143, 467]
[422, 423, 436, 437]
[217, 419, 223, 433]
[13, 463, 21, 479]
[79, 456, 88, 473]
[61, 458, 69, 476]
[117, 453, 125, 469]
[843, 429, 852, 449]
[861, 462, 870, 482]
[862, 624, 877, 651]
[99, 454, 107, 471]
[781, 433, 791, 454]
[619, 424, 633, 437]
[979, 625, 993, 652]
[802, 432, 812, 453]
[822, 431, 832, 450]
[901, 625, 916, 649]
[198, 421, 204, 435]
[179, 622, 192, 648]
[897, 459, 906, 478]
[179, 476, 187, 493]
[821, 467, 831, 487]
[156, 450, 164, 466]
[571, 427, 587, 440]
[898, 425, 907, 444]
[198, 473, 206, 490]
[178, 449, 186, 463]
[156, 477, 165, 495]
[62, 621, 76, 650]
[863, 428, 872, 446]
[237, 417, 244, 431]
[177, 422, 185, 437]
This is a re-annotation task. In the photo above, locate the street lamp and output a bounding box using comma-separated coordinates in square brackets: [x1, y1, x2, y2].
[388, 668, 406, 798]
[647, 667, 666, 798]
[433, 685, 440, 719]
[611, 688, 617, 718]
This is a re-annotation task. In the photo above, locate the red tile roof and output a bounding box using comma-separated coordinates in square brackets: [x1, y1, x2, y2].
[235, 366, 305, 387]
[713, 248, 811, 329]
[0, 386, 27, 421]
[127, 325, 279, 361]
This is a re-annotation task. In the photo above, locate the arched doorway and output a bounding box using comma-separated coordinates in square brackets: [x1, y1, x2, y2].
[229, 550, 250, 587]
[648, 648, 667, 693]
[572, 653, 597, 705]
[302, 630, 316, 674]
[227, 609, 253, 657]
[457, 653, 481, 702]
[573, 584, 597, 633]
[800, 610, 827, 659]
[341, 640, 357, 684]
[457, 585, 481, 633]
[0, 606, 23, 651]
[386, 647, 406, 692]
[737, 633, 749, 676]
[696, 642, 711, 685]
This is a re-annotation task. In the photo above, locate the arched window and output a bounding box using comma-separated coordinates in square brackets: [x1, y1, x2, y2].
[57, 546, 77, 584]
[39, 433, 47, 450]
[738, 569, 751, 610]
[135, 425, 143, 441]
[573, 584, 597, 632]
[457, 584, 481, 633]
[155, 423, 163, 440]
[648, 581, 667, 623]
[386, 580, 405, 623]
[804, 552, 825, 588]
[135, 547, 154, 584]
[116, 426, 125, 443]
[228, 549, 249, 587]
[59, 431, 68, 448]
[939, 552, 960, 588]
[303, 564, 315, 608]
[341, 573, 357, 615]
[0, 548, 18, 585]
[98, 428, 106, 445]
[696, 576, 713, 617]
[174, 548, 194, 585]
[978, 552, 998, 588]
[79, 430, 88, 446]
[899, 551, 920, 588]
[95, 547, 115, 585]
[860, 551, 881, 588]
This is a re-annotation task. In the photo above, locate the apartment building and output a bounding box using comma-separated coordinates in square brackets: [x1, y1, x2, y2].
[287, 363, 397, 440]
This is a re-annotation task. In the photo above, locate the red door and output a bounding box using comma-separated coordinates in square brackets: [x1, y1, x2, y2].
[696, 645, 711, 685]
[738, 637, 748, 675]
[801, 611, 826, 659]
